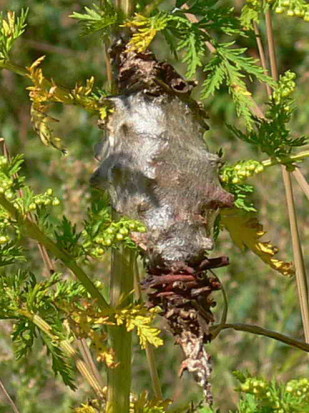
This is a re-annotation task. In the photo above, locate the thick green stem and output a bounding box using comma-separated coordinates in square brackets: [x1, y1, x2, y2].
[265, 10, 309, 343]
[0, 194, 110, 310]
[106, 246, 135, 413]
[106, 4, 135, 411]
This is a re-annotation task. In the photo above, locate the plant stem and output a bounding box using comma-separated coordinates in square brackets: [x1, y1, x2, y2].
[281, 170, 309, 338]
[78, 339, 105, 388]
[106, 246, 135, 413]
[253, 22, 272, 96]
[0, 194, 110, 311]
[262, 150, 309, 168]
[0, 379, 20, 413]
[265, 10, 309, 342]
[104, 42, 114, 92]
[134, 260, 163, 399]
[106, 4, 135, 411]
[213, 323, 309, 352]
[125, 0, 135, 16]
[293, 168, 309, 202]
[265, 12, 279, 82]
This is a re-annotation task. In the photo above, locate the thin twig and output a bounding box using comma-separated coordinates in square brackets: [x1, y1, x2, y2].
[262, 150, 309, 168]
[265, 10, 309, 343]
[293, 168, 309, 202]
[281, 169, 309, 341]
[104, 43, 114, 92]
[213, 323, 309, 352]
[253, 22, 272, 96]
[107, 245, 135, 413]
[134, 260, 163, 399]
[265, 11, 279, 82]
[78, 339, 105, 388]
[0, 379, 20, 413]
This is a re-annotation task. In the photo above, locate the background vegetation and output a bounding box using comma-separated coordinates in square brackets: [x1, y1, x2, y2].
[0, 0, 308, 411]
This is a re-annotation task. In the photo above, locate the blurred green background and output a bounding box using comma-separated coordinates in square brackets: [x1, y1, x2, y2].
[0, 0, 308, 411]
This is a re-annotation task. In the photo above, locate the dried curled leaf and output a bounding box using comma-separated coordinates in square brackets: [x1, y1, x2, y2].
[69, 77, 95, 102]
[221, 208, 294, 276]
[91, 332, 118, 367]
[74, 404, 97, 413]
[30, 103, 67, 154]
[115, 304, 163, 349]
[26, 57, 110, 152]
[130, 391, 171, 413]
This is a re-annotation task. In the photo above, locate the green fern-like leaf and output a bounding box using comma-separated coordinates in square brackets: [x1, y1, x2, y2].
[70, 3, 118, 36]
[202, 56, 226, 98]
[201, 44, 274, 128]
[43, 334, 77, 390]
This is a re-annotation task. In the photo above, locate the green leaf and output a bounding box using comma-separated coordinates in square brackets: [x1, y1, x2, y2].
[202, 43, 274, 128]
[43, 334, 77, 390]
[229, 72, 308, 158]
[0, 9, 28, 60]
[0, 243, 25, 267]
[54, 216, 83, 258]
[201, 55, 226, 98]
[70, 3, 118, 37]
[166, 13, 208, 78]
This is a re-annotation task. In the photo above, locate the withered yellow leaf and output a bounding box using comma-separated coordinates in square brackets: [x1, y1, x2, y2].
[221, 208, 294, 276]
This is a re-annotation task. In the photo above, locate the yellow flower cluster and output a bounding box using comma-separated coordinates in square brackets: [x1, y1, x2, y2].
[240, 377, 268, 395]
[286, 378, 309, 398]
[220, 160, 264, 184]
[275, 0, 309, 20]
[272, 71, 296, 105]
[88, 219, 146, 258]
